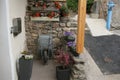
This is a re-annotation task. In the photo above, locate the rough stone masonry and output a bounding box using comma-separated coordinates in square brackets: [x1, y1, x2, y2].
[25, 16, 62, 56]
[100, 0, 120, 28]
[111, 0, 120, 28]
[25, 16, 77, 56]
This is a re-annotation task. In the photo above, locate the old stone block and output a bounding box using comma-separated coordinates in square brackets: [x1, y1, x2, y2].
[71, 70, 86, 80]
[41, 30, 48, 34]
[26, 32, 31, 36]
[28, 22, 33, 26]
[70, 77, 79, 80]
[32, 26, 37, 30]
[67, 22, 77, 27]
[30, 43, 36, 46]
[38, 24, 44, 28]
[79, 75, 86, 79]
[32, 33, 38, 37]
[27, 46, 33, 49]
[63, 27, 70, 31]
[26, 36, 31, 39]
[72, 70, 79, 75]
[25, 29, 29, 32]
[32, 36, 37, 40]
[72, 79, 80, 80]
[53, 23, 59, 28]
[73, 64, 84, 71]
[33, 30, 39, 34]
[67, 22, 71, 27]
[73, 57, 85, 64]
[78, 73, 86, 80]
[71, 73, 79, 79]
[53, 30, 57, 34]
[60, 22, 66, 27]
[53, 38, 60, 47]
[72, 68, 85, 74]
[52, 34, 57, 38]
[56, 28, 62, 32]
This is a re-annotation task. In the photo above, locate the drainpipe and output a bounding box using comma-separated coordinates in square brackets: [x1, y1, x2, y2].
[106, 0, 115, 30]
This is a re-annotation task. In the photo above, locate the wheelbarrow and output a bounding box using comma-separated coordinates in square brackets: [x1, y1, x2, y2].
[38, 34, 53, 64]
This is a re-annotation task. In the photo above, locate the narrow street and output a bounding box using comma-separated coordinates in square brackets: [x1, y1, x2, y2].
[31, 60, 56, 80]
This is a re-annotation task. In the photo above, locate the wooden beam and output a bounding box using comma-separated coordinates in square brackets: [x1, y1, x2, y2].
[76, 0, 86, 54]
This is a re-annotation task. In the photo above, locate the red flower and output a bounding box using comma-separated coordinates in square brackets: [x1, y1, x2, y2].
[48, 11, 55, 18]
[54, 1, 61, 9]
[43, 3, 46, 9]
[35, 12, 41, 17]
[54, 49, 74, 67]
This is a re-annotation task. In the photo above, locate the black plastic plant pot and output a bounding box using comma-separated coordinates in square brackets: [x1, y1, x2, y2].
[67, 35, 75, 42]
[19, 56, 33, 80]
[56, 66, 70, 80]
[64, 36, 75, 42]
[69, 46, 79, 57]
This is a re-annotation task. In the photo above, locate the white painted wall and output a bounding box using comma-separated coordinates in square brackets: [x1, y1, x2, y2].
[0, 0, 27, 79]
[0, 0, 13, 80]
[8, 0, 27, 79]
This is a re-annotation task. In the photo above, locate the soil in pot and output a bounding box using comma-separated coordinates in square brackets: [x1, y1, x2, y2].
[56, 66, 70, 80]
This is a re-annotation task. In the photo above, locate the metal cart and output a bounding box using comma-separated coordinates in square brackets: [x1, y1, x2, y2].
[38, 34, 53, 64]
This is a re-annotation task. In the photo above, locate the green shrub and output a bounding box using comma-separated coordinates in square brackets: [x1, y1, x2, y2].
[87, 0, 94, 13]
[60, 6, 69, 16]
[67, 0, 78, 12]
[67, 0, 94, 13]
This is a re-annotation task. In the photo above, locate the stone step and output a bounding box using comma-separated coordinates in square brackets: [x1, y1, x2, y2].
[86, 18, 113, 37]
[72, 56, 85, 64]
[73, 64, 85, 71]
[71, 72, 87, 80]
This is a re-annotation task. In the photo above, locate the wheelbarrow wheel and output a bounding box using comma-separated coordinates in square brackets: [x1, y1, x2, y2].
[43, 50, 48, 64]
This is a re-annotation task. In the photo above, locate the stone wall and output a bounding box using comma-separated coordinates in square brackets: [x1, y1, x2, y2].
[25, 0, 67, 56]
[25, 17, 62, 55]
[25, 0, 78, 56]
[25, 18, 41, 55]
[99, 0, 107, 19]
[100, 0, 120, 28]
[111, 0, 120, 28]
[25, 16, 77, 56]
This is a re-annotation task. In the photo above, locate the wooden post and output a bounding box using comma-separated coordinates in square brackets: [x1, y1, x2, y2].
[76, 0, 86, 54]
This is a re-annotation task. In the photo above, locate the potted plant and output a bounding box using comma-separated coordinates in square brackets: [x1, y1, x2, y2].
[55, 49, 74, 80]
[60, 6, 69, 22]
[32, 12, 41, 17]
[64, 31, 79, 57]
[68, 46, 79, 57]
[64, 31, 75, 42]
[18, 51, 33, 80]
